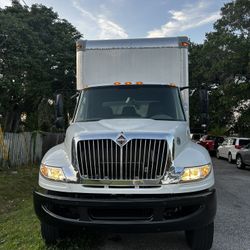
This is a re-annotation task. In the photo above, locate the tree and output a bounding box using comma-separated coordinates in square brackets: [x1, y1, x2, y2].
[0, 1, 81, 132]
[189, 0, 250, 135]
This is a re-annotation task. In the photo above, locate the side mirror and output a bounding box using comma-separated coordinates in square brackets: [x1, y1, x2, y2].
[55, 94, 64, 118]
[55, 117, 65, 129]
[55, 94, 64, 129]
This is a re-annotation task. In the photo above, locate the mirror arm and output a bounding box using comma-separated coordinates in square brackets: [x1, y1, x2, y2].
[180, 86, 189, 91]
[71, 92, 80, 100]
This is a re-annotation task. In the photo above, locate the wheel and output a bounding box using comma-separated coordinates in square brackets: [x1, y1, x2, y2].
[41, 222, 60, 245]
[236, 155, 245, 169]
[228, 153, 233, 163]
[216, 150, 220, 159]
[185, 222, 214, 250]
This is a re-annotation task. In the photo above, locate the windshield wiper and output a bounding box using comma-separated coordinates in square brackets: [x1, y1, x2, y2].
[77, 118, 102, 122]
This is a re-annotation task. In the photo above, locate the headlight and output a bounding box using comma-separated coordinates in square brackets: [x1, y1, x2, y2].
[180, 164, 211, 182]
[40, 164, 66, 181]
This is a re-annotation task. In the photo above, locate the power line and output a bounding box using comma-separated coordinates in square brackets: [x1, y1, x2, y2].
[21, 0, 28, 7]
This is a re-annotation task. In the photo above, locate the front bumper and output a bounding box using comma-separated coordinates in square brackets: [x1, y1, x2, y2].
[33, 189, 216, 233]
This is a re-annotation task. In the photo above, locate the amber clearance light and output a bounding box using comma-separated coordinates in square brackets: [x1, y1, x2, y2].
[136, 81, 143, 85]
[125, 82, 132, 85]
[180, 41, 189, 47]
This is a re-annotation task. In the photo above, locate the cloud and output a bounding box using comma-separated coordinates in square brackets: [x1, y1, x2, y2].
[0, 0, 11, 8]
[72, 0, 128, 39]
[97, 16, 128, 39]
[147, 1, 220, 37]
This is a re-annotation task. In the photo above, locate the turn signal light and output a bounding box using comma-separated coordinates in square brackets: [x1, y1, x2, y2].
[180, 41, 189, 47]
[169, 83, 176, 87]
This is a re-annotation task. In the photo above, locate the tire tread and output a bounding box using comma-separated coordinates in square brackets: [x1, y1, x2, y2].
[41, 222, 60, 245]
[186, 222, 214, 250]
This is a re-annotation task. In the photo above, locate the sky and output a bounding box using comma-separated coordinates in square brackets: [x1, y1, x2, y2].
[0, 0, 232, 43]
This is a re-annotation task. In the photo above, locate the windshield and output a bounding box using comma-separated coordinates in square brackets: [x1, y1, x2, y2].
[75, 85, 186, 122]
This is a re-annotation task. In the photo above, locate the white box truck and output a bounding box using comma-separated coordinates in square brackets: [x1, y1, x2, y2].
[34, 37, 216, 250]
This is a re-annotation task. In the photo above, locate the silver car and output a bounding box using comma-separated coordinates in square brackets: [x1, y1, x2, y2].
[216, 137, 250, 163]
[236, 143, 250, 169]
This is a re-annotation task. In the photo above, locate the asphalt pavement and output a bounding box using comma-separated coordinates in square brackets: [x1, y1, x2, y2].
[88, 157, 250, 250]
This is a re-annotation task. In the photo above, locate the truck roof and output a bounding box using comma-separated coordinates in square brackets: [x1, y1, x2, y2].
[77, 37, 188, 51]
[79, 82, 179, 88]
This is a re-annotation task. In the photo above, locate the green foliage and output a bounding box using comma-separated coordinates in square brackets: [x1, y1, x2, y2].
[208, 126, 227, 137]
[0, 0, 249, 136]
[214, 0, 250, 36]
[189, 0, 250, 135]
[0, 167, 96, 249]
[0, 1, 81, 132]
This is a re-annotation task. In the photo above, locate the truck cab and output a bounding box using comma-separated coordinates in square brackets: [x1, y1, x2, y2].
[34, 37, 216, 250]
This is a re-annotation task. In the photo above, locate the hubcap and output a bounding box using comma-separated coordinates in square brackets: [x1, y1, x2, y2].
[237, 157, 241, 168]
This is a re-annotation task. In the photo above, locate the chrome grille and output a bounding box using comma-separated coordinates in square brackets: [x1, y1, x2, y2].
[77, 139, 169, 180]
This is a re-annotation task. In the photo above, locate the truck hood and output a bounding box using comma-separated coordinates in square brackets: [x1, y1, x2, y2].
[70, 119, 187, 133]
[64, 119, 190, 158]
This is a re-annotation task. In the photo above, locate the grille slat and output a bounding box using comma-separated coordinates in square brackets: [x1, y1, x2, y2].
[146, 139, 151, 179]
[87, 141, 93, 177]
[155, 140, 161, 178]
[159, 141, 167, 177]
[151, 140, 156, 179]
[106, 140, 109, 178]
[111, 140, 113, 179]
[116, 142, 119, 179]
[77, 138, 169, 181]
[137, 139, 142, 179]
[92, 141, 96, 178]
[134, 139, 137, 178]
[101, 140, 105, 178]
[142, 140, 147, 179]
[97, 140, 101, 178]
[129, 142, 132, 179]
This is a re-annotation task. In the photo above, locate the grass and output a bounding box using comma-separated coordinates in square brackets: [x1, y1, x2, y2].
[0, 167, 96, 250]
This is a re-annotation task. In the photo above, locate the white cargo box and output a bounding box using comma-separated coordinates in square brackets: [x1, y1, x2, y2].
[76, 37, 189, 90]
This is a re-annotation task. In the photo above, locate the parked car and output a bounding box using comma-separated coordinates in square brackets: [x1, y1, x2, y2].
[216, 137, 250, 163]
[197, 135, 224, 154]
[235, 143, 250, 169]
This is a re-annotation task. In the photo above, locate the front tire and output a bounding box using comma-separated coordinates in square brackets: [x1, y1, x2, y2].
[185, 222, 214, 250]
[228, 153, 233, 163]
[41, 222, 60, 245]
[236, 155, 245, 169]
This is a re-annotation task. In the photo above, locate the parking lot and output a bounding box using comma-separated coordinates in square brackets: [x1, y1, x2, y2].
[91, 157, 250, 250]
